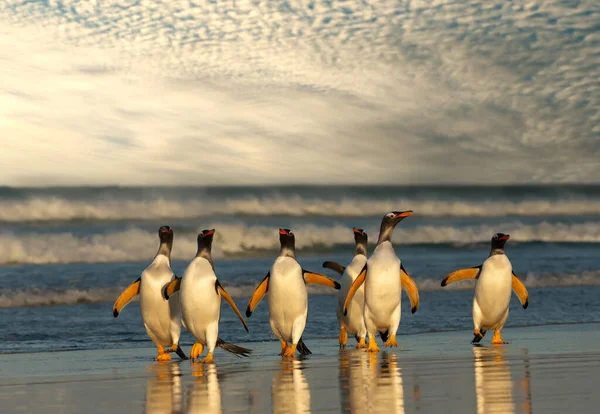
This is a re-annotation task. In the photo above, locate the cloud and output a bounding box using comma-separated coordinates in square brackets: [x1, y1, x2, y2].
[0, 0, 598, 186]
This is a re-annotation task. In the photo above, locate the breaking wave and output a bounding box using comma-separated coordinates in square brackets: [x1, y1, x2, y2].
[2, 221, 600, 265]
[1, 272, 598, 308]
[1, 196, 600, 222]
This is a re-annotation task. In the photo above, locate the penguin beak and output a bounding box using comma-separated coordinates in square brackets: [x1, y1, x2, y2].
[395, 211, 413, 219]
[279, 228, 291, 236]
[160, 227, 171, 233]
[499, 234, 510, 241]
[203, 229, 215, 237]
[352, 228, 364, 235]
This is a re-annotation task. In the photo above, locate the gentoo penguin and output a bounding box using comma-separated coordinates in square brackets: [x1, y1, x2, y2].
[322, 228, 369, 349]
[163, 229, 251, 363]
[343, 211, 420, 352]
[112, 225, 187, 361]
[245, 228, 341, 357]
[441, 233, 529, 344]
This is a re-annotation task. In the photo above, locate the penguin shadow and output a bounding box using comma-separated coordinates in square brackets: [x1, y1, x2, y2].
[473, 346, 519, 414]
[271, 359, 311, 414]
[144, 362, 183, 414]
[185, 363, 223, 414]
[338, 351, 406, 414]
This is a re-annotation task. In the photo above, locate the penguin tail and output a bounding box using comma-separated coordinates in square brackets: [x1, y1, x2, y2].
[216, 338, 252, 357]
[297, 338, 312, 355]
[379, 330, 389, 342]
[175, 345, 189, 360]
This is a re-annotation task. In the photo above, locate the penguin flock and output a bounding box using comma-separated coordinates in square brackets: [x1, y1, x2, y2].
[113, 210, 530, 362]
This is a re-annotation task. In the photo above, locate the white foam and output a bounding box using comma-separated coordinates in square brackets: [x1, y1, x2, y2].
[2, 221, 600, 265]
[1, 196, 599, 222]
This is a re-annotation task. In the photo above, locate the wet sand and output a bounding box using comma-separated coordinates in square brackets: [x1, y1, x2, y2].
[1, 323, 599, 413]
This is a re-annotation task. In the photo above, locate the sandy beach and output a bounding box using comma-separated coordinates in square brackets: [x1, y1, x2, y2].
[1, 322, 599, 413]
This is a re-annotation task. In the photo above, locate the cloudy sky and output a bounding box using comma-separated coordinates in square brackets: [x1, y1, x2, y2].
[1, 0, 598, 186]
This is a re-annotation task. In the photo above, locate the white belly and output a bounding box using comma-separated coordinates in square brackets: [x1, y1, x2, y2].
[364, 242, 402, 330]
[180, 258, 220, 343]
[268, 257, 308, 342]
[139, 256, 180, 346]
[337, 254, 367, 335]
[474, 255, 513, 330]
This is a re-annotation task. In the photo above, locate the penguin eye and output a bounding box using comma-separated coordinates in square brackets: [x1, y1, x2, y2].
[386, 213, 395, 218]
[493, 235, 499, 240]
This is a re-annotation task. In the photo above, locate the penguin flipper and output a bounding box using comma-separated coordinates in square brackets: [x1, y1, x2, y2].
[400, 264, 420, 313]
[343, 264, 367, 315]
[511, 272, 529, 309]
[216, 280, 249, 332]
[297, 338, 312, 355]
[216, 338, 252, 357]
[441, 265, 482, 287]
[245, 272, 270, 317]
[163, 276, 182, 300]
[303, 270, 341, 290]
[112, 277, 141, 317]
[322, 261, 346, 275]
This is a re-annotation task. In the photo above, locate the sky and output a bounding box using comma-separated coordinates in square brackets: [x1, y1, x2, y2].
[0, 0, 598, 186]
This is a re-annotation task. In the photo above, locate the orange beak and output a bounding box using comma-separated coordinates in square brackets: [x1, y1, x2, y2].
[396, 210, 413, 218]
[279, 228, 290, 236]
[203, 229, 215, 237]
[352, 228, 364, 235]
[499, 234, 510, 241]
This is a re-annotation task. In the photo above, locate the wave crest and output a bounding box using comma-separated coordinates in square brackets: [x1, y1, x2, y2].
[2, 221, 600, 265]
[1, 196, 600, 222]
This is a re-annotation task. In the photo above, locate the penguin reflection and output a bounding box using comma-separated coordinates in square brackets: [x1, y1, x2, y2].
[144, 362, 183, 414]
[272, 359, 311, 414]
[473, 346, 515, 414]
[339, 352, 405, 414]
[186, 363, 222, 414]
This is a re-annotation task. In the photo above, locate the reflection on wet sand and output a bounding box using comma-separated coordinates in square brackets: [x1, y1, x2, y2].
[186, 363, 222, 414]
[339, 351, 405, 413]
[473, 346, 517, 414]
[272, 359, 311, 414]
[145, 362, 183, 414]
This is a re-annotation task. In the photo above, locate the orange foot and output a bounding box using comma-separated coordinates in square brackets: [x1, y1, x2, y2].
[283, 344, 297, 358]
[357, 337, 367, 349]
[154, 345, 172, 362]
[492, 330, 509, 345]
[190, 342, 204, 361]
[366, 334, 380, 353]
[201, 352, 214, 364]
[384, 335, 398, 348]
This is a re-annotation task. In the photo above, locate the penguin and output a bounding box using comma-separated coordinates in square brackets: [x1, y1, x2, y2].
[245, 228, 341, 357]
[322, 227, 369, 349]
[163, 229, 251, 363]
[112, 225, 187, 361]
[441, 233, 529, 344]
[343, 211, 420, 352]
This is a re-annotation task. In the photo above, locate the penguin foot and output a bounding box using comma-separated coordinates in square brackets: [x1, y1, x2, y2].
[190, 342, 204, 361]
[279, 340, 288, 356]
[154, 345, 172, 362]
[339, 327, 348, 348]
[283, 344, 297, 358]
[357, 337, 367, 349]
[384, 336, 398, 348]
[471, 329, 486, 344]
[492, 330, 509, 345]
[366, 335, 380, 353]
[201, 352, 214, 364]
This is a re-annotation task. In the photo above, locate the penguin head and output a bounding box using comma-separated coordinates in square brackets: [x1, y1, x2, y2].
[278, 228, 296, 257]
[353, 228, 368, 256]
[491, 233, 510, 250]
[158, 225, 174, 244]
[383, 211, 413, 226]
[197, 229, 215, 252]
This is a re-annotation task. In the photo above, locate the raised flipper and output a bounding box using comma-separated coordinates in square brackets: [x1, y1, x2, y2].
[343, 264, 367, 315]
[112, 277, 141, 317]
[441, 265, 482, 287]
[163, 276, 181, 300]
[303, 270, 341, 289]
[322, 261, 345, 275]
[245, 272, 270, 317]
[216, 280, 249, 332]
[400, 264, 420, 314]
[512, 272, 529, 309]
